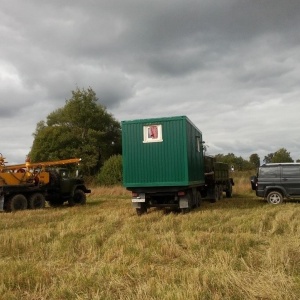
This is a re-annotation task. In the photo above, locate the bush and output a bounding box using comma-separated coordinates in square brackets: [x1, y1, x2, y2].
[97, 155, 122, 185]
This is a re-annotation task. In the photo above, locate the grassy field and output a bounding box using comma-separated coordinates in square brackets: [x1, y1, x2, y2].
[0, 172, 300, 299]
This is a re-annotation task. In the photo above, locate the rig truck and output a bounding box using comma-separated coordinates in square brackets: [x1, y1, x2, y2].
[0, 154, 91, 212]
[122, 116, 234, 215]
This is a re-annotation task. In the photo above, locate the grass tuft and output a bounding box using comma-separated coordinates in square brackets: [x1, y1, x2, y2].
[0, 173, 299, 299]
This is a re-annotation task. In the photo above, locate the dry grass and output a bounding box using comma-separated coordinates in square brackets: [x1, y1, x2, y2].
[231, 171, 255, 197]
[0, 172, 300, 299]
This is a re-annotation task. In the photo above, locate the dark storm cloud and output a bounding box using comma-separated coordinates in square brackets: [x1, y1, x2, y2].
[1, 0, 300, 163]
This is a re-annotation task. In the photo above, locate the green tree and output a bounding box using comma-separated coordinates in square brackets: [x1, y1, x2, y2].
[271, 148, 293, 163]
[214, 153, 236, 166]
[30, 87, 121, 175]
[249, 153, 260, 168]
[97, 154, 122, 185]
[263, 153, 274, 164]
[263, 148, 294, 163]
[214, 153, 253, 171]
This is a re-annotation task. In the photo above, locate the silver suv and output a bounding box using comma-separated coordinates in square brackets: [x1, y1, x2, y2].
[251, 163, 300, 204]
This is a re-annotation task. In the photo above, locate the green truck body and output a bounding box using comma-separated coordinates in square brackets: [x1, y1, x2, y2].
[122, 116, 205, 188]
[122, 116, 233, 215]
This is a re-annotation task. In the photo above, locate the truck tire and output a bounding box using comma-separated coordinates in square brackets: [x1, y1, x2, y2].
[136, 203, 147, 216]
[226, 183, 232, 198]
[219, 186, 223, 200]
[211, 185, 219, 203]
[181, 207, 190, 214]
[29, 193, 46, 209]
[68, 189, 86, 206]
[195, 191, 201, 208]
[7, 194, 28, 212]
[267, 191, 283, 205]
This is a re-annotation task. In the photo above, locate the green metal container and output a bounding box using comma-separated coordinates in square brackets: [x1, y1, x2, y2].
[122, 116, 205, 188]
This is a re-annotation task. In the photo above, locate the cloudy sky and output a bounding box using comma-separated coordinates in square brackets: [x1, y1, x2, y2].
[1, 0, 300, 164]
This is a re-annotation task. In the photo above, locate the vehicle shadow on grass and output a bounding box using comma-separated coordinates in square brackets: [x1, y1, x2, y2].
[285, 198, 300, 204]
[85, 199, 104, 206]
[194, 196, 267, 212]
[44, 199, 105, 210]
[197, 196, 300, 212]
[158, 198, 263, 215]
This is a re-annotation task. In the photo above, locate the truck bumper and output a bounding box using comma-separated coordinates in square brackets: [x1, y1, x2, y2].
[132, 192, 146, 207]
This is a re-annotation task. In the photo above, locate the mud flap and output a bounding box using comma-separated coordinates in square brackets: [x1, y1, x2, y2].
[179, 196, 189, 208]
[132, 202, 142, 208]
[132, 192, 145, 208]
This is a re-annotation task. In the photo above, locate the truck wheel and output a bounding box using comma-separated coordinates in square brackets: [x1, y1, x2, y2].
[195, 191, 201, 208]
[68, 189, 86, 206]
[226, 183, 232, 198]
[7, 194, 28, 212]
[29, 193, 46, 209]
[219, 186, 223, 200]
[181, 207, 191, 214]
[211, 186, 219, 203]
[267, 191, 283, 205]
[136, 203, 147, 216]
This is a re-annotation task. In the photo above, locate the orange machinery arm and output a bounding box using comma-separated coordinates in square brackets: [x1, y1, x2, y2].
[25, 158, 81, 169]
[0, 155, 81, 186]
[0, 157, 81, 172]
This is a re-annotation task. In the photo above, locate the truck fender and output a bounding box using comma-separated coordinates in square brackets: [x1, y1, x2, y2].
[264, 186, 287, 198]
[70, 186, 77, 197]
[70, 185, 91, 197]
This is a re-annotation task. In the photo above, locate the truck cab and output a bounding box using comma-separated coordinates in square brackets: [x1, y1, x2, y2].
[45, 167, 91, 207]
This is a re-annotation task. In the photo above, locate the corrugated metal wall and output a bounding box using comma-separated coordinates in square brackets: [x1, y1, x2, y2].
[185, 118, 205, 183]
[122, 116, 204, 188]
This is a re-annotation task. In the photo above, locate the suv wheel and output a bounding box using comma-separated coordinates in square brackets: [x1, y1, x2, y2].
[267, 191, 283, 205]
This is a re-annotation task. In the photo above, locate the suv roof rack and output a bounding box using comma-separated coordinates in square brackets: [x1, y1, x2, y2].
[261, 163, 300, 166]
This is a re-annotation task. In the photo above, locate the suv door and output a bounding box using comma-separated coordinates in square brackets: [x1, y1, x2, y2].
[281, 165, 300, 196]
[256, 165, 280, 197]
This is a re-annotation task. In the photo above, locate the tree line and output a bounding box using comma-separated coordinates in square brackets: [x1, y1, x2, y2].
[29, 87, 299, 184]
[214, 148, 296, 172]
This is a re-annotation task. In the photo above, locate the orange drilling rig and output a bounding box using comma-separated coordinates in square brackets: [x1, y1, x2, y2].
[0, 154, 91, 212]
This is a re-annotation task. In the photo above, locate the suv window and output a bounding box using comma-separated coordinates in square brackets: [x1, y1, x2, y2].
[282, 165, 300, 178]
[259, 166, 280, 178]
